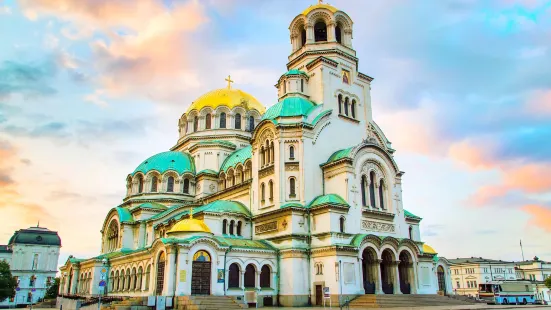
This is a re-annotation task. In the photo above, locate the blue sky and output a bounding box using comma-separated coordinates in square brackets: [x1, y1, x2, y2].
[0, 0, 550, 265]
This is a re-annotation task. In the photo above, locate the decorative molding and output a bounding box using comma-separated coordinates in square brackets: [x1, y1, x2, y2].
[285, 162, 300, 171]
[313, 121, 331, 145]
[259, 165, 275, 178]
[358, 72, 374, 82]
[362, 208, 395, 221]
[255, 221, 278, 234]
[361, 220, 395, 233]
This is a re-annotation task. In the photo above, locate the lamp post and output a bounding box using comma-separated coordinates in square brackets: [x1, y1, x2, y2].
[98, 259, 108, 310]
[60, 272, 67, 310]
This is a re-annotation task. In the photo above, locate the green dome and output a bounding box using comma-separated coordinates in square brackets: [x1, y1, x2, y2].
[133, 151, 195, 176]
[203, 200, 252, 217]
[8, 226, 61, 246]
[220, 146, 252, 173]
[262, 97, 316, 121]
[307, 194, 350, 209]
[281, 69, 308, 78]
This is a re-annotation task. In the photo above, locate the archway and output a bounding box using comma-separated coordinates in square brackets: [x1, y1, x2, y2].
[361, 247, 377, 294]
[380, 249, 395, 294]
[398, 251, 413, 294]
[314, 21, 327, 42]
[191, 250, 211, 295]
[437, 265, 446, 294]
[156, 252, 166, 295]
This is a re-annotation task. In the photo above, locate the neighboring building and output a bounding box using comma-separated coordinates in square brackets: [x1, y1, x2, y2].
[58, 2, 446, 307]
[516, 257, 551, 304]
[0, 226, 61, 307]
[446, 257, 517, 297]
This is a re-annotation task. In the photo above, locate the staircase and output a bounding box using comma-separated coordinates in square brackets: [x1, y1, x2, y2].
[99, 297, 148, 310]
[348, 294, 478, 308]
[175, 296, 245, 310]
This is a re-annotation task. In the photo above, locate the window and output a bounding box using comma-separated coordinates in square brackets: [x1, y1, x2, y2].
[300, 79, 304, 92]
[344, 97, 349, 116]
[222, 219, 227, 234]
[361, 175, 367, 206]
[167, 176, 174, 192]
[283, 80, 286, 93]
[244, 265, 255, 288]
[351, 100, 356, 118]
[138, 176, 144, 193]
[301, 28, 306, 47]
[183, 179, 190, 194]
[289, 146, 295, 160]
[145, 265, 151, 290]
[228, 263, 240, 288]
[260, 265, 271, 288]
[261, 183, 265, 202]
[338, 94, 342, 114]
[235, 113, 241, 129]
[32, 254, 38, 270]
[151, 176, 158, 192]
[408, 226, 413, 239]
[193, 116, 198, 132]
[289, 178, 296, 197]
[220, 112, 226, 128]
[249, 116, 255, 132]
[314, 21, 327, 42]
[229, 220, 234, 235]
[237, 221, 242, 236]
[339, 217, 345, 233]
[369, 172, 376, 207]
[269, 180, 273, 200]
[379, 179, 385, 209]
[335, 25, 342, 43]
[205, 113, 212, 129]
[29, 275, 35, 287]
[456, 281, 460, 288]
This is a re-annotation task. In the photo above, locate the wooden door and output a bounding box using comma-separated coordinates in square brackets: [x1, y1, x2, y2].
[191, 261, 211, 295]
[315, 285, 323, 305]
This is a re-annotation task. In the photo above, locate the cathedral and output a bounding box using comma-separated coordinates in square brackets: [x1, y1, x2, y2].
[59, 2, 450, 307]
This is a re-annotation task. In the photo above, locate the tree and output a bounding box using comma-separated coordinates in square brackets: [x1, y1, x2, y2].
[545, 275, 551, 290]
[0, 260, 17, 302]
[45, 277, 60, 299]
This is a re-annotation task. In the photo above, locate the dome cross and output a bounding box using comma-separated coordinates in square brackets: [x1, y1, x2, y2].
[225, 75, 234, 89]
[189, 207, 194, 219]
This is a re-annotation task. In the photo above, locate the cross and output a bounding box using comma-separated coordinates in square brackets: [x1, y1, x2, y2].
[318, 0, 323, 4]
[189, 207, 194, 219]
[351, 185, 359, 206]
[225, 75, 234, 89]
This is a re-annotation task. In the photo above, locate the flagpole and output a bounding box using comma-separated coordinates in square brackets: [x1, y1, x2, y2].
[520, 240, 525, 261]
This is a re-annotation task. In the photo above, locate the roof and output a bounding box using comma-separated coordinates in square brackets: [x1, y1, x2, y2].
[262, 97, 316, 121]
[307, 194, 350, 209]
[280, 202, 305, 209]
[186, 88, 266, 114]
[0, 245, 12, 253]
[422, 244, 437, 255]
[129, 202, 167, 212]
[220, 146, 252, 173]
[8, 226, 61, 247]
[156, 200, 251, 227]
[194, 140, 236, 148]
[161, 235, 275, 251]
[302, 3, 338, 15]
[116, 207, 134, 223]
[446, 257, 514, 265]
[169, 217, 212, 234]
[197, 169, 219, 176]
[404, 209, 422, 221]
[325, 147, 353, 164]
[133, 151, 195, 176]
[281, 69, 308, 78]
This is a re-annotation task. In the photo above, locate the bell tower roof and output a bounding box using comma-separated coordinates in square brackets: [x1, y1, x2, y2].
[301, 2, 338, 16]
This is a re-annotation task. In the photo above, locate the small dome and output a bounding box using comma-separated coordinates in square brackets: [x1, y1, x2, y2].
[423, 244, 437, 255]
[187, 88, 266, 114]
[220, 146, 252, 173]
[168, 218, 211, 234]
[133, 151, 195, 176]
[302, 3, 338, 15]
[9, 226, 61, 246]
[262, 97, 316, 121]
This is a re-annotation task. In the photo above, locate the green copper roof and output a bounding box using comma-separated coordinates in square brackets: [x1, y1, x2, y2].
[197, 169, 219, 176]
[325, 147, 353, 164]
[8, 227, 61, 246]
[404, 209, 422, 220]
[307, 194, 350, 209]
[195, 140, 236, 148]
[130, 202, 167, 212]
[132, 151, 195, 176]
[161, 235, 274, 251]
[147, 205, 185, 221]
[311, 109, 332, 126]
[94, 247, 147, 260]
[220, 146, 252, 173]
[116, 207, 134, 223]
[280, 202, 305, 209]
[157, 200, 251, 227]
[262, 97, 316, 121]
[282, 69, 308, 77]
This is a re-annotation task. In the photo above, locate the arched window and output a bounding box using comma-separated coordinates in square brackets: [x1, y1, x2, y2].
[260, 265, 271, 288]
[237, 221, 242, 236]
[344, 97, 349, 116]
[126, 269, 131, 290]
[336, 25, 342, 43]
[151, 176, 158, 192]
[107, 220, 119, 252]
[260, 147, 265, 167]
[205, 113, 212, 129]
[235, 113, 241, 129]
[379, 179, 385, 209]
[137, 176, 144, 193]
[409, 226, 413, 240]
[183, 179, 190, 194]
[338, 94, 342, 114]
[289, 178, 296, 197]
[361, 175, 367, 207]
[261, 183, 265, 201]
[351, 100, 356, 118]
[314, 21, 327, 42]
[244, 265, 255, 288]
[265, 141, 270, 164]
[289, 146, 295, 160]
[145, 265, 151, 291]
[269, 180, 273, 200]
[220, 112, 227, 128]
[131, 268, 137, 290]
[228, 263, 240, 288]
[156, 252, 166, 294]
[339, 216, 345, 233]
[109, 271, 114, 292]
[283, 80, 286, 93]
[222, 219, 227, 234]
[369, 172, 376, 207]
[301, 79, 304, 92]
[301, 28, 306, 47]
[248, 116, 255, 132]
[270, 141, 275, 164]
[167, 176, 174, 192]
[229, 220, 235, 235]
[193, 116, 198, 132]
[137, 266, 143, 290]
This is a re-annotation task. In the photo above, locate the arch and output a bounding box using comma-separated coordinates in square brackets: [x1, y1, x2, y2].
[114, 270, 120, 291]
[193, 116, 198, 132]
[369, 171, 376, 207]
[167, 176, 175, 192]
[183, 178, 190, 194]
[339, 216, 345, 233]
[219, 112, 227, 128]
[228, 263, 240, 288]
[237, 221, 242, 236]
[145, 264, 151, 291]
[437, 265, 446, 293]
[156, 251, 166, 295]
[361, 175, 367, 207]
[126, 268, 131, 290]
[131, 267, 137, 291]
[380, 248, 396, 294]
[379, 179, 386, 209]
[106, 219, 119, 252]
[351, 99, 356, 118]
[137, 175, 144, 193]
[191, 250, 212, 295]
[338, 94, 343, 114]
[268, 180, 274, 200]
[399, 250, 414, 294]
[229, 220, 235, 235]
[248, 116, 255, 132]
[205, 113, 212, 129]
[289, 177, 296, 197]
[344, 97, 349, 116]
[362, 247, 378, 294]
[151, 175, 158, 192]
[137, 266, 143, 291]
[235, 113, 242, 129]
[289, 145, 295, 160]
[222, 219, 227, 234]
[244, 264, 256, 288]
[314, 21, 327, 42]
[261, 183, 266, 201]
[260, 265, 271, 288]
[335, 24, 342, 43]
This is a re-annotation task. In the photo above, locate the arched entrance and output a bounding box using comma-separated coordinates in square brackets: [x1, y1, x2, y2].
[361, 247, 377, 294]
[380, 249, 394, 294]
[437, 266, 446, 294]
[191, 250, 211, 295]
[156, 252, 166, 295]
[398, 251, 413, 294]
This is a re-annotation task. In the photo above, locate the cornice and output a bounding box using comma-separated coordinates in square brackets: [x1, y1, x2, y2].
[252, 207, 307, 222]
[171, 133, 252, 151]
[358, 72, 374, 82]
[265, 233, 309, 242]
[288, 49, 358, 70]
[362, 208, 395, 221]
[200, 179, 252, 203]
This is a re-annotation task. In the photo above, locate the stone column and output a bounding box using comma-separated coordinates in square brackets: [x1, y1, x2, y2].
[374, 182, 380, 209]
[393, 261, 402, 294]
[240, 271, 246, 290]
[165, 247, 177, 296]
[71, 268, 80, 295]
[255, 271, 261, 290]
[376, 260, 384, 294]
[306, 23, 314, 44]
[327, 22, 336, 42]
[410, 264, 418, 294]
[358, 258, 365, 293]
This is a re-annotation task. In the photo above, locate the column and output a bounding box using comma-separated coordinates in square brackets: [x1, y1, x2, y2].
[306, 23, 314, 44]
[240, 271, 246, 290]
[327, 22, 336, 42]
[410, 264, 418, 294]
[165, 247, 177, 296]
[71, 268, 80, 295]
[255, 270, 261, 290]
[376, 260, 383, 294]
[393, 261, 402, 294]
[358, 258, 365, 293]
[374, 182, 380, 209]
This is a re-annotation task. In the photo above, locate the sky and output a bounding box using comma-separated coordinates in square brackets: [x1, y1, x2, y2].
[0, 0, 550, 267]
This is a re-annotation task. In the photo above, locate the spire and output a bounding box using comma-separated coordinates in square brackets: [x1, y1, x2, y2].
[225, 75, 234, 89]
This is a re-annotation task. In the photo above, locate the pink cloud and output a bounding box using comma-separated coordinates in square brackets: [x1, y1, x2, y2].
[525, 89, 551, 116]
[522, 204, 551, 233]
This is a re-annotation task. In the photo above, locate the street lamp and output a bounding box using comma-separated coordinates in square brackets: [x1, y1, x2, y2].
[98, 259, 108, 310]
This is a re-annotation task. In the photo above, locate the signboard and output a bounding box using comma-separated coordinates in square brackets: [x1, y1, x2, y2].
[217, 269, 224, 283]
[101, 268, 107, 274]
[323, 287, 330, 298]
[31, 288, 36, 292]
[99, 280, 106, 287]
[156, 296, 166, 310]
[179, 270, 186, 282]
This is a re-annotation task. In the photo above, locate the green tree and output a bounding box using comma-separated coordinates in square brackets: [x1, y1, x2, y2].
[0, 260, 17, 302]
[45, 277, 60, 299]
[545, 276, 551, 290]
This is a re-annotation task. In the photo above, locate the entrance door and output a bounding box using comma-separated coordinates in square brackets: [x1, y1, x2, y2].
[398, 251, 412, 294]
[380, 249, 394, 294]
[437, 266, 446, 294]
[315, 285, 323, 305]
[191, 251, 211, 295]
[362, 248, 376, 294]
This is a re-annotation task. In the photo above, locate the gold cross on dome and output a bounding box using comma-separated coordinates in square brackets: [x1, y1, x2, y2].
[225, 75, 234, 89]
[189, 207, 193, 219]
[318, 0, 324, 4]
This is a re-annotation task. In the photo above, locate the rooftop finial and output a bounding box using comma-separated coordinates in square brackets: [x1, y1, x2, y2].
[318, 0, 323, 4]
[225, 75, 234, 89]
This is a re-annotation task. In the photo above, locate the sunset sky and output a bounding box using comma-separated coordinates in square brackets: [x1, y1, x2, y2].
[0, 0, 550, 267]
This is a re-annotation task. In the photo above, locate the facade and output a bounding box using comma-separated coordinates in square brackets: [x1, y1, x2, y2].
[516, 257, 551, 303]
[0, 226, 61, 307]
[58, 3, 447, 307]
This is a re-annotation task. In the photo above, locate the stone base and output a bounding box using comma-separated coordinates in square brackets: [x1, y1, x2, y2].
[278, 295, 309, 307]
[312, 294, 358, 306]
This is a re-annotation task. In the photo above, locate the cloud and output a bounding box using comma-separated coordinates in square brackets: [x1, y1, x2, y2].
[522, 204, 551, 232]
[0, 60, 57, 99]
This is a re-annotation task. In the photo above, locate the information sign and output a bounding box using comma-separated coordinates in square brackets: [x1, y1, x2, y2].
[99, 280, 106, 287]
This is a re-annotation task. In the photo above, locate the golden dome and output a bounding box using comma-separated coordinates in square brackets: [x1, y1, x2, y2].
[423, 244, 437, 255]
[186, 86, 266, 114]
[302, 3, 338, 15]
[168, 209, 211, 234]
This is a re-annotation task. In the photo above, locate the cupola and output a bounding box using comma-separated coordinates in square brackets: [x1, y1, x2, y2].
[167, 208, 212, 237]
[276, 69, 309, 99]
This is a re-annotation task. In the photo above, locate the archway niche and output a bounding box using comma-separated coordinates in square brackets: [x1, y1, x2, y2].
[361, 247, 378, 294]
[380, 249, 395, 294]
[398, 251, 414, 294]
